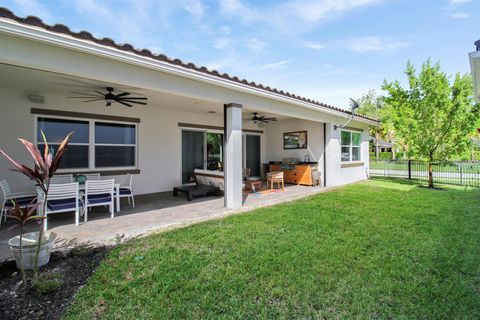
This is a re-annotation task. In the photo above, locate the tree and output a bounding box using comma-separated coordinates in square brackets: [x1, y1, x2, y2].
[382, 60, 480, 188]
[356, 90, 396, 160]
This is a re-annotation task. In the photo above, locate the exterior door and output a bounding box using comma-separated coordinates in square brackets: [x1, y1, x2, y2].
[182, 130, 205, 183]
[245, 134, 261, 177]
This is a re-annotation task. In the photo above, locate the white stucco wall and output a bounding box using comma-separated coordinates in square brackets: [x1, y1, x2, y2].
[0, 88, 371, 195]
[324, 123, 370, 187]
[263, 118, 325, 182]
[0, 88, 260, 195]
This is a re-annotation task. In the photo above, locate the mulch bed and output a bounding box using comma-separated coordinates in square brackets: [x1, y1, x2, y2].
[0, 246, 108, 320]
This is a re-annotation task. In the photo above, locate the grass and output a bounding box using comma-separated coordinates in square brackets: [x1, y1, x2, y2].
[64, 178, 480, 319]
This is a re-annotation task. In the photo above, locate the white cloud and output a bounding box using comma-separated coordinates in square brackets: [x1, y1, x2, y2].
[303, 41, 326, 50]
[262, 60, 290, 69]
[73, 0, 111, 16]
[218, 0, 383, 32]
[450, 12, 469, 18]
[284, 0, 382, 23]
[448, 0, 472, 5]
[213, 37, 230, 49]
[247, 37, 266, 53]
[220, 25, 231, 35]
[344, 36, 409, 53]
[303, 36, 409, 53]
[12, 0, 52, 21]
[184, 0, 205, 19]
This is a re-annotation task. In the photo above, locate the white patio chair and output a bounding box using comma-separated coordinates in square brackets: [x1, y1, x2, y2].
[51, 174, 73, 184]
[0, 179, 37, 225]
[117, 174, 135, 208]
[84, 179, 115, 222]
[38, 182, 82, 231]
[84, 173, 101, 181]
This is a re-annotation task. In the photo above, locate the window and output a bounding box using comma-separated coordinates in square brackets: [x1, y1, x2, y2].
[36, 117, 137, 170]
[341, 130, 361, 162]
[95, 122, 136, 167]
[37, 118, 89, 169]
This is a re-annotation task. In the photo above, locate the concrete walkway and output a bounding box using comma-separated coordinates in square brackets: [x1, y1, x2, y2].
[0, 185, 330, 261]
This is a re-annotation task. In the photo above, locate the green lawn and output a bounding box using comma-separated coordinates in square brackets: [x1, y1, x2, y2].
[65, 179, 480, 319]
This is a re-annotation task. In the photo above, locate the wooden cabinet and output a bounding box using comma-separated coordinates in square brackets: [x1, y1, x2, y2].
[268, 164, 316, 186]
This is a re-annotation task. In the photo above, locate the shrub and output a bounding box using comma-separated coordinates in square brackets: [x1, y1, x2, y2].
[32, 274, 62, 294]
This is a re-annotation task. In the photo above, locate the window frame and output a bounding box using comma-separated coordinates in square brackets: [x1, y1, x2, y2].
[340, 129, 362, 163]
[34, 115, 138, 172]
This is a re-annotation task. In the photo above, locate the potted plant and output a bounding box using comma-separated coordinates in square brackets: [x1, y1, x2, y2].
[5, 200, 45, 283]
[0, 132, 73, 278]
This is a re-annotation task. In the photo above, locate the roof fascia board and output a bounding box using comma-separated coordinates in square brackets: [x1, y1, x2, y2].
[0, 19, 378, 126]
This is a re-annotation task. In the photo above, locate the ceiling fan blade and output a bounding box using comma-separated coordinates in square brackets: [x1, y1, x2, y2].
[67, 96, 103, 99]
[263, 117, 277, 121]
[70, 92, 101, 97]
[115, 92, 130, 98]
[116, 100, 133, 107]
[94, 90, 106, 96]
[118, 97, 147, 100]
[121, 99, 147, 105]
[83, 98, 105, 102]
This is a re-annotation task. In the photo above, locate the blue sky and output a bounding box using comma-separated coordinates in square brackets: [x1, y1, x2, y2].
[1, 0, 478, 109]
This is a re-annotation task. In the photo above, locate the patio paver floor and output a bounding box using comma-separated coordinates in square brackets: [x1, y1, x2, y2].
[0, 184, 329, 261]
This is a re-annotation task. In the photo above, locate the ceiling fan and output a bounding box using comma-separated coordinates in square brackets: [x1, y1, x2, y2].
[244, 112, 277, 124]
[68, 87, 147, 107]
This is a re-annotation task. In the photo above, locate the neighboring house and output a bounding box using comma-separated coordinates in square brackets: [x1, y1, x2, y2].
[469, 39, 480, 103]
[369, 137, 393, 153]
[0, 8, 378, 210]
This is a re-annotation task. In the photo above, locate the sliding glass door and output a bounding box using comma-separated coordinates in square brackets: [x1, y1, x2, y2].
[245, 134, 261, 177]
[182, 130, 261, 183]
[207, 133, 224, 171]
[182, 131, 205, 184]
[182, 130, 224, 184]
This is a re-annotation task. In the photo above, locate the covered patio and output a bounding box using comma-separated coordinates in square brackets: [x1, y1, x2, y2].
[0, 11, 374, 261]
[0, 184, 328, 261]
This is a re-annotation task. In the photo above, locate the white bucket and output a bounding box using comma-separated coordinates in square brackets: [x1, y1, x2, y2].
[8, 232, 56, 270]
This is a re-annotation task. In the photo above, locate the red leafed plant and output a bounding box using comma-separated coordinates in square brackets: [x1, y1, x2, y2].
[6, 200, 43, 284]
[0, 132, 73, 277]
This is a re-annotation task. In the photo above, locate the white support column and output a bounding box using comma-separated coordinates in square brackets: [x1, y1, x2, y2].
[224, 103, 243, 209]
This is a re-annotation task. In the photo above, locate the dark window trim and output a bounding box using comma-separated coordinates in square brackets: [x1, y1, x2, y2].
[71, 169, 141, 176]
[178, 122, 263, 134]
[31, 108, 141, 123]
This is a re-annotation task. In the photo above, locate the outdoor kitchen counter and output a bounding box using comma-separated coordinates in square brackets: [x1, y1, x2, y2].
[269, 163, 319, 186]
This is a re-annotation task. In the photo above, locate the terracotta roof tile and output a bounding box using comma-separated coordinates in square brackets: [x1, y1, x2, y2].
[0, 7, 378, 123]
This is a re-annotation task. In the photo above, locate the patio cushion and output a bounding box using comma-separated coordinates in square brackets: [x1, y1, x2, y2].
[86, 193, 112, 204]
[4, 196, 37, 208]
[47, 198, 81, 212]
[117, 188, 132, 196]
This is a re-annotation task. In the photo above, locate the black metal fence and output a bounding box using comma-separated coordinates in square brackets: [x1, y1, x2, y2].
[369, 160, 480, 186]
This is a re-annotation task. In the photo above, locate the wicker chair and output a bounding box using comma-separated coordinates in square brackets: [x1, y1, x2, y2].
[267, 171, 284, 191]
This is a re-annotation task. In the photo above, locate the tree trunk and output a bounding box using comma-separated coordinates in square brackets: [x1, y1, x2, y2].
[428, 160, 434, 188]
[392, 145, 397, 160]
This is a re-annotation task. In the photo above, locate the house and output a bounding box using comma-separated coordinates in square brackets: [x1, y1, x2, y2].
[0, 8, 378, 211]
[469, 39, 480, 103]
[369, 137, 393, 153]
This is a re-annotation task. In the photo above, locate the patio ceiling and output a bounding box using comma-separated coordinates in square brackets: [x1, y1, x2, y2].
[0, 63, 288, 120]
